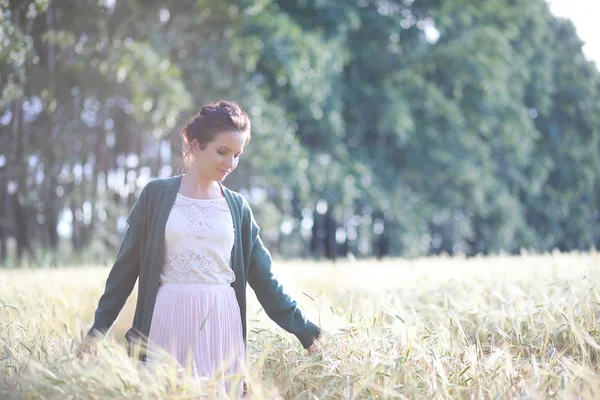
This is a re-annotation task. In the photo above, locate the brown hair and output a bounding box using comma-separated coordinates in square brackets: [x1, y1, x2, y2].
[180, 100, 252, 169]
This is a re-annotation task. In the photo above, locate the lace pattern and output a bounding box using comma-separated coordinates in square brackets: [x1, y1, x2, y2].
[161, 193, 235, 284]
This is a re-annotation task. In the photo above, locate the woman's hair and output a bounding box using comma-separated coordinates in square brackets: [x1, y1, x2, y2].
[180, 100, 252, 169]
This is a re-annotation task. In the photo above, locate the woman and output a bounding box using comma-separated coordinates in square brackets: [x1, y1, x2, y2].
[78, 101, 321, 394]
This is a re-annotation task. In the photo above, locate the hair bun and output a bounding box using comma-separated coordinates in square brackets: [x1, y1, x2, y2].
[200, 105, 216, 116]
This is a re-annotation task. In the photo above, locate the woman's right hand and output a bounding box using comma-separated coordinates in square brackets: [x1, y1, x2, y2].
[76, 337, 98, 359]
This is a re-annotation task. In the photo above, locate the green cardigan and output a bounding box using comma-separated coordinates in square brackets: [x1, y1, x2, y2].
[87, 175, 321, 354]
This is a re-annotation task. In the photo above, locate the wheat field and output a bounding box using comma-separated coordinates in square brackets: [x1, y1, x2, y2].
[1, 252, 600, 399]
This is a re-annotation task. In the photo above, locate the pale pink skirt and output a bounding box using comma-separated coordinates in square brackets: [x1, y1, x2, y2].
[146, 283, 245, 393]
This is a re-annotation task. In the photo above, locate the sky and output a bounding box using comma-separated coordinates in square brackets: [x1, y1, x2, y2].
[547, 0, 600, 69]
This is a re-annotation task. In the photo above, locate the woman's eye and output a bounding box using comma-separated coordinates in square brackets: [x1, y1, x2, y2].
[218, 150, 227, 155]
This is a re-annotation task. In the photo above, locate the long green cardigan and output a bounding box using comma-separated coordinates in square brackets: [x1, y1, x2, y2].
[87, 175, 321, 355]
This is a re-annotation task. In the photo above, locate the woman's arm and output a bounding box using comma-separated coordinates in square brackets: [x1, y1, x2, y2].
[245, 202, 322, 350]
[85, 189, 147, 339]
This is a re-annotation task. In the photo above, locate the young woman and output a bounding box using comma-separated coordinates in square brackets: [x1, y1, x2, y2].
[78, 101, 321, 394]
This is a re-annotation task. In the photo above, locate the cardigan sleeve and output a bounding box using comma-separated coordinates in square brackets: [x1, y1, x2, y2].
[245, 202, 321, 349]
[86, 188, 146, 339]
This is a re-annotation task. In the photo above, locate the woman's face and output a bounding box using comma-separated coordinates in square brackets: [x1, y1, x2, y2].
[191, 131, 247, 182]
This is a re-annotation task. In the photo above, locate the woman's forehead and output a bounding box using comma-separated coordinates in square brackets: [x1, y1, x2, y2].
[214, 131, 247, 150]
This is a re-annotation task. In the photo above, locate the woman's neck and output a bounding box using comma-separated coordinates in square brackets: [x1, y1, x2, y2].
[179, 171, 222, 199]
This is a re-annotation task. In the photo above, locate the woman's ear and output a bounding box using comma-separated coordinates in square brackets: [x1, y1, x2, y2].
[190, 139, 200, 156]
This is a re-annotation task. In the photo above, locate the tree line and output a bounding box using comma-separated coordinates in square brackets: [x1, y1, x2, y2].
[1, 0, 599, 266]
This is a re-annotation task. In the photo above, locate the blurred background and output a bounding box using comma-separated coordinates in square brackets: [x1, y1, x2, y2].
[1, 0, 599, 267]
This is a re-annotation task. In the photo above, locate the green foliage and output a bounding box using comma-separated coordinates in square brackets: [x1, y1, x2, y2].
[1, 0, 599, 262]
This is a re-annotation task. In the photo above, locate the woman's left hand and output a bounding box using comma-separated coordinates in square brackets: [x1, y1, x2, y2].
[307, 340, 320, 356]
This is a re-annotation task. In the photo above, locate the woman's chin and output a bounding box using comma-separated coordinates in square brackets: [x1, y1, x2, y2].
[216, 171, 230, 181]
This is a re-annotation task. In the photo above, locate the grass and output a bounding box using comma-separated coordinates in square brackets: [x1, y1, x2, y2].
[1, 251, 600, 399]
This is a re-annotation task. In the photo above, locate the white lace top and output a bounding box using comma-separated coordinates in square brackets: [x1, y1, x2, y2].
[160, 193, 235, 284]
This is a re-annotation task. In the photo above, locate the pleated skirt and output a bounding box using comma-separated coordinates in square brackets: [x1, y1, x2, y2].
[146, 283, 245, 393]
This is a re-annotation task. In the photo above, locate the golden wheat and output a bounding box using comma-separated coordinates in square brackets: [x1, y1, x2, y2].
[1, 251, 600, 399]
